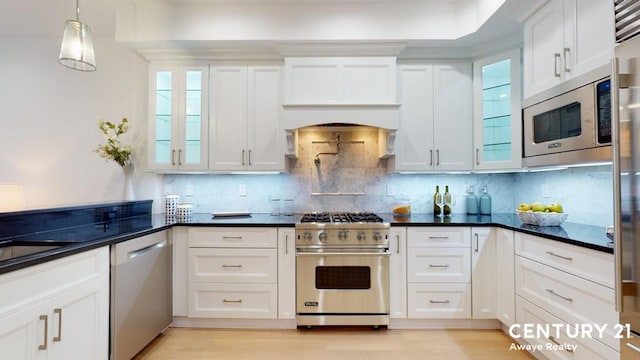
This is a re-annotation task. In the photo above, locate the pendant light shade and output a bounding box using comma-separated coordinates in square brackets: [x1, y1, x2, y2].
[58, 0, 96, 71]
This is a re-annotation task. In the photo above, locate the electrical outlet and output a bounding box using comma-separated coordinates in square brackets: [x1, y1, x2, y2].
[239, 184, 247, 197]
[186, 184, 194, 196]
[542, 183, 550, 198]
[386, 185, 395, 196]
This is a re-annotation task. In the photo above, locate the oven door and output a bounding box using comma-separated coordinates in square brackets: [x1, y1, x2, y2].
[296, 251, 389, 315]
[523, 83, 597, 157]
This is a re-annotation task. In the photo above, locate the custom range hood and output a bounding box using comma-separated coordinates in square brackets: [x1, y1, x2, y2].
[281, 57, 400, 131]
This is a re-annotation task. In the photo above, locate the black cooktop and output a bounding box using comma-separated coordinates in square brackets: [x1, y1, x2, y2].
[299, 212, 384, 223]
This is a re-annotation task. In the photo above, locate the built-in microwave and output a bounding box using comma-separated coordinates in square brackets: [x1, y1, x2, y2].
[522, 66, 612, 168]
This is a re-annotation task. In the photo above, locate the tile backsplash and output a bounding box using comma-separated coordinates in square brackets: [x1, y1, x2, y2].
[164, 127, 613, 228]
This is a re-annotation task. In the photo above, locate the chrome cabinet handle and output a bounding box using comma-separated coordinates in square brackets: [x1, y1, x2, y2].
[428, 236, 449, 240]
[429, 149, 433, 166]
[545, 251, 572, 261]
[626, 342, 640, 353]
[285, 234, 289, 254]
[248, 149, 252, 166]
[563, 48, 571, 73]
[223, 299, 242, 303]
[429, 300, 450, 304]
[396, 234, 400, 254]
[476, 148, 479, 165]
[546, 289, 573, 302]
[53, 308, 62, 342]
[171, 149, 176, 166]
[223, 236, 243, 240]
[428, 264, 449, 268]
[474, 233, 479, 252]
[436, 149, 440, 166]
[222, 264, 242, 268]
[549, 336, 574, 352]
[39, 315, 48, 350]
[242, 149, 245, 166]
[178, 149, 182, 165]
[554, 53, 561, 77]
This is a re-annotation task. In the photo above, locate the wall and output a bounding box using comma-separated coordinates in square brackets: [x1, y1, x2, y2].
[0, 37, 161, 212]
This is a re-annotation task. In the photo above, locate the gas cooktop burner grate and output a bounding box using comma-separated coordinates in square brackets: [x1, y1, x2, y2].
[299, 212, 383, 223]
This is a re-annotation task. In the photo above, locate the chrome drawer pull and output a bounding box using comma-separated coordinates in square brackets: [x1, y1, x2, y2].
[428, 236, 449, 240]
[545, 251, 573, 261]
[39, 315, 48, 350]
[549, 336, 574, 353]
[223, 299, 243, 304]
[222, 264, 242, 268]
[546, 289, 573, 302]
[626, 342, 640, 353]
[429, 300, 450, 304]
[428, 264, 449, 268]
[223, 236, 243, 240]
[53, 308, 62, 342]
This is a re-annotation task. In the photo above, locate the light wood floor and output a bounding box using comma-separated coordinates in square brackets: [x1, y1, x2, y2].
[134, 327, 535, 360]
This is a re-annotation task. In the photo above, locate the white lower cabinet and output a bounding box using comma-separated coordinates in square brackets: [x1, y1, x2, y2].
[277, 228, 296, 319]
[187, 227, 279, 319]
[389, 227, 407, 319]
[471, 227, 497, 319]
[495, 228, 515, 326]
[0, 247, 109, 360]
[408, 283, 472, 319]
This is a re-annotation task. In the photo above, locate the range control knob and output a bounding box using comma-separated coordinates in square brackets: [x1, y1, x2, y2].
[303, 232, 313, 242]
[357, 231, 366, 241]
[372, 232, 383, 241]
[338, 230, 348, 241]
[318, 232, 328, 243]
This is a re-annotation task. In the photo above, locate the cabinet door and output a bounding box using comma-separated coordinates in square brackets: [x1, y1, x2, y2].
[149, 66, 209, 171]
[564, 0, 614, 79]
[523, 0, 565, 98]
[389, 227, 407, 319]
[47, 278, 109, 360]
[277, 228, 296, 320]
[247, 66, 285, 171]
[395, 64, 434, 171]
[496, 228, 515, 327]
[473, 49, 522, 171]
[433, 62, 473, 171]
[209, 66, 249, 171]
[471, 227, 497, 319]
[0, 303, 43, 360]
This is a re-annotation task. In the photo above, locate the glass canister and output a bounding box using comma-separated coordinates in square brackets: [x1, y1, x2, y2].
[480, 186, 492, 215]
[465, 187, 479, 215]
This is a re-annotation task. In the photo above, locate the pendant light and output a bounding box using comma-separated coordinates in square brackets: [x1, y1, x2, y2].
[58, 0, 96, 72]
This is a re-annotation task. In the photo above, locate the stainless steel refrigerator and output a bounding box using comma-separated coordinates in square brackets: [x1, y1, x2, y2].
[613, 3, 640, 357]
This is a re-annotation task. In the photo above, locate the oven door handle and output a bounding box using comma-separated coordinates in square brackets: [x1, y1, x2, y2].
[296, 251, 390, 256]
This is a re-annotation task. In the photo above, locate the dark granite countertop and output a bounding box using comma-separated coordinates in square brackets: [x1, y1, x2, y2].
[0, 209, 613, 275]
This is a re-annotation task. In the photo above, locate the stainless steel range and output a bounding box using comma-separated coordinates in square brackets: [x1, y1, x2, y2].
[295, 212, 390, 327]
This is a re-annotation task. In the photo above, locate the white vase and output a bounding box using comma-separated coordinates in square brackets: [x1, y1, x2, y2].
[122, 163, 135, 201]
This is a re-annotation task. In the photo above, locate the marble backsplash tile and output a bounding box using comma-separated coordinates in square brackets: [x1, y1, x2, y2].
[163, 127, 614, 227]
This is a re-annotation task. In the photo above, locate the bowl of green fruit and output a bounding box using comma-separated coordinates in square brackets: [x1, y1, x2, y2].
[516, 202, 568, 226]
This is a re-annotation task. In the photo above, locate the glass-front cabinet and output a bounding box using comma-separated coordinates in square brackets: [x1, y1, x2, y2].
[148, 65, 209, 171]
[473, 49, 522, 170]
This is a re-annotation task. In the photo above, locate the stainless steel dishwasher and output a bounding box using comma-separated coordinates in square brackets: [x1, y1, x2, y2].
[110, 230, 172, 360]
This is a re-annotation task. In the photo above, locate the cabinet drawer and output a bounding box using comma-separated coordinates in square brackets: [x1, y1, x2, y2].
[407, 227, 470, 248]
[188, 283, 277, 319]
[407, 248, 470, 283]
[407, 283, 471, 319]
[515, 232, 614, 288]
[0, 247, 108, 314]
[188, 227, 277, 248]
[515, 256, 618, 350]
[188, 248, 277, 283]
[515, 296, 619, 360]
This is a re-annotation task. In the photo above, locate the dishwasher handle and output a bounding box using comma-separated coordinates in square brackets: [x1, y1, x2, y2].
[127, 240, 167, 260]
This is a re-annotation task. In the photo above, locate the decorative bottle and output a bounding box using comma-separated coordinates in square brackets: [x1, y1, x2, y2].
[443, 185, 452, 216]
[480, 185, 492, 215]
[465, 187, 479, 215]
[433, 186, 442, 216]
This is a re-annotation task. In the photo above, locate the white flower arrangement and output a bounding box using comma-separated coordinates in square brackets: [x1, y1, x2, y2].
[95, 118, 132, 167]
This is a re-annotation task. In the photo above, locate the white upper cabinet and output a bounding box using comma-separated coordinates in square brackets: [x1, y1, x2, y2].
[473, 49, 522, 171]
[209, 63, 285, 172]
[393, 61, 472, 172]
[148, 65, 209, 171]
[523, 0, 614, 98]
[284, 57, 397, 105]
